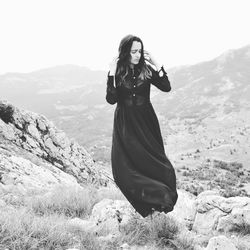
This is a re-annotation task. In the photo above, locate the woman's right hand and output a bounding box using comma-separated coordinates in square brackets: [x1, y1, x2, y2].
[109, 56, 119, 75]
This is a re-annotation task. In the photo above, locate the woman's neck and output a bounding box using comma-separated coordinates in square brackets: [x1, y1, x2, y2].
[129, 63, 135, 69]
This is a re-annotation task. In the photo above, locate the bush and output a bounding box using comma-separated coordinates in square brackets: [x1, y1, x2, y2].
[229, 221, 250, 235]
[0, 104, 14, 124]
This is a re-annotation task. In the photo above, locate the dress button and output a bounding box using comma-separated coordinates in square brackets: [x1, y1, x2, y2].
[133, 94, 135, 96]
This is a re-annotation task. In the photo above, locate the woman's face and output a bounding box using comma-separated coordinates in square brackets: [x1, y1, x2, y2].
[130, 41, 142, 65]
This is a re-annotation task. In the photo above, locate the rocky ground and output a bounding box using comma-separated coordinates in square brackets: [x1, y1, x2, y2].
[0, 101, 250, 250]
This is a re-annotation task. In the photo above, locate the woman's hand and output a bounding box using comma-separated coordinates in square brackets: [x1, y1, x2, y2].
[109, 56, 119, 75]
[144, 50, 161, 71]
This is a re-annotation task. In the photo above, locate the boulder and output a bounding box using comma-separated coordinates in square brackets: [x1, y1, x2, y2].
[193, 191, 250, 234]
[67, 199, 134, 236]
[89, 198, 134, 234]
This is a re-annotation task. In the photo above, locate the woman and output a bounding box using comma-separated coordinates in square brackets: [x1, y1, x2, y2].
[106, 34, 178, 218]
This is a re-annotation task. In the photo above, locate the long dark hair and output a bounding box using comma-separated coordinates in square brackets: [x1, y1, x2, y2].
[116, 34, 152, 86]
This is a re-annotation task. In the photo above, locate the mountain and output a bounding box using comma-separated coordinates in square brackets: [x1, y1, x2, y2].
[0, 46, 249, 170]
[157, 45, 250, 171]
[157, 44, 250, 118]
[0, 64, 111, 160]
[0, 64, 106, 115]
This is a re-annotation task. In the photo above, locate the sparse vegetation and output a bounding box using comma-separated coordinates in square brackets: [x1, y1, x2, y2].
[114, 212, 195, 249]
[229, 221, 250, 236]
[28, 184, 99, 218]
[0, 206, 74, 249]
[0, 183, 199, 250]
[213, 159, 243, 172]
[177, 159, 249, 198]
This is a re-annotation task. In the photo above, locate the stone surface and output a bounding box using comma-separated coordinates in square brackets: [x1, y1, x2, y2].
[217, 207, 250, 233]
[0, 199, 6, 207]
[168, 189, 197, 229]
[193, 192, 250, 234]
[89, 198, 134, 234]
[0, 153, 79, 194]
[205, 235, 237, 250]
[0, 100, 111, 189]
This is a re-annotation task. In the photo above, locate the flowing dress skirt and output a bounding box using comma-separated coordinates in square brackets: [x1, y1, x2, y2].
[111, 102, 178, 217]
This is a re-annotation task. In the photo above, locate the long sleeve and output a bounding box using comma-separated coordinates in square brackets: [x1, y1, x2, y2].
[105, 72, 118, 105]
[149, 65, 171, 92]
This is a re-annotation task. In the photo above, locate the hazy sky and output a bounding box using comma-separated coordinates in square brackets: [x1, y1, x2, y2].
[0, 0, 249, 74]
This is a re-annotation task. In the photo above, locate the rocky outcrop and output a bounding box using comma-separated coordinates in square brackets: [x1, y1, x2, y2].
[0, 152, 79, 193]
[193, 190, 250, 234]
[0, 100, 111, 191]
[67, 191, 250, 249]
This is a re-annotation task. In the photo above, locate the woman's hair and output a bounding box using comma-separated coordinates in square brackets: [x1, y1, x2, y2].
[116, 34, 152, 86]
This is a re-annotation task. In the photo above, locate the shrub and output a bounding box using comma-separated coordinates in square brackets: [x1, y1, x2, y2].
[229, 221, 250, 235]
[0, 104, 14, 124]
[213, 160, 243, 172]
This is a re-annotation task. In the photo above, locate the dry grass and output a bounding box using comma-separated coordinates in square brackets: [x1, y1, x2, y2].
[27, 184, 126, 219]
[28, 184, 98, 218]
[0, 206, 74, 249]
[96, 185, 126, 201]
[0, 184, 131, 249]
[0, 183, 213, 249]
[115, 212, 195, 249]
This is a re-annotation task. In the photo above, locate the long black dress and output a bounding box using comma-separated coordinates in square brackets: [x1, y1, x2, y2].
[105, 64, 178, 218]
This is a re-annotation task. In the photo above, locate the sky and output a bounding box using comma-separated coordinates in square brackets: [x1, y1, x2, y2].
[0, 0, 250, 74]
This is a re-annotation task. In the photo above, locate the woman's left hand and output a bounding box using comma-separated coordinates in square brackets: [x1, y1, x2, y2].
[144, 50, 161, 71]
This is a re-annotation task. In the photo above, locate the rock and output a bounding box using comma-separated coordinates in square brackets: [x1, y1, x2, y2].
[0, 199, 6, 207]
[196, 190, 220, 198]
[193, 207, 226, 234]
[193, 192, 250, 234]
[0, 100, 111, 186]
[67, 199, 134, 237]
[0, 154, 80, 193]
[217, 207, 250, 232]
[205, 235, 237, 250]
[0, 119, 16, 140]
[168, 189, 197, 229]
[89, 198, 134, 235]
[120, 243, 130, 249]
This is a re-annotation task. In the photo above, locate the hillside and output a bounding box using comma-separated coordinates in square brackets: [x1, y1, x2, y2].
[0, 100, 111, 195]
